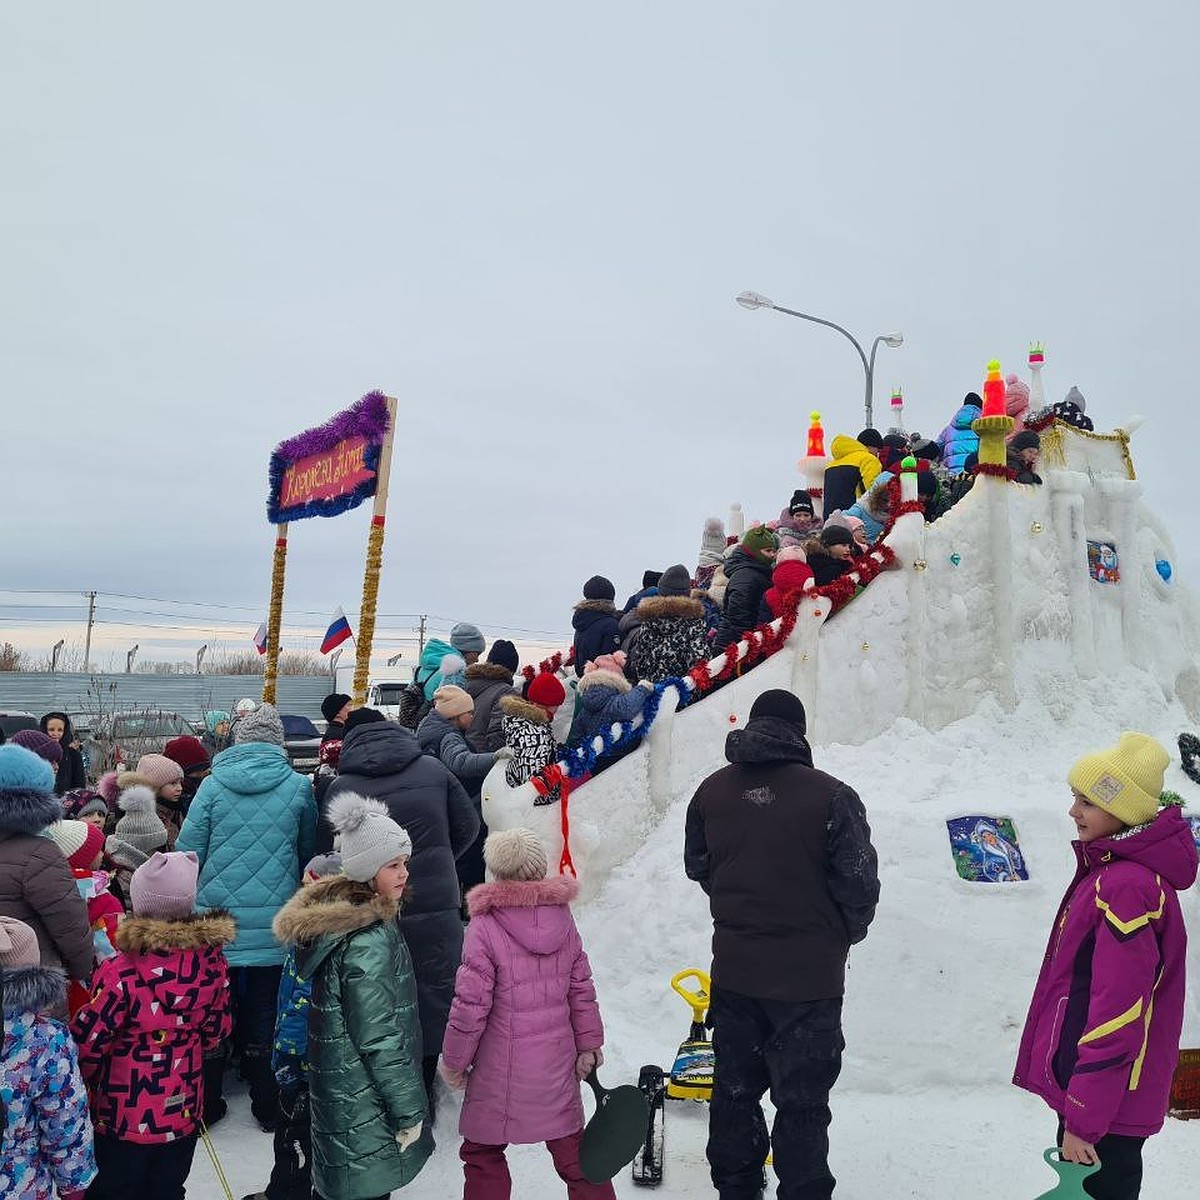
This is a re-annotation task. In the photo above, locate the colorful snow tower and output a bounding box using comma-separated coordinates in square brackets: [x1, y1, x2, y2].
[946, 815, 1029, 882]
[1087, 540, 1120, 583]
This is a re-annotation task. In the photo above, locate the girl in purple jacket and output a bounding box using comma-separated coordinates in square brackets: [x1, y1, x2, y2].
[1013, 733, 1197, 1200]
[440, 828, 613, 1200]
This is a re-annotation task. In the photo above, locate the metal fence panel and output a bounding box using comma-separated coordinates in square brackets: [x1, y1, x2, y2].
[0, 673, 331, 725]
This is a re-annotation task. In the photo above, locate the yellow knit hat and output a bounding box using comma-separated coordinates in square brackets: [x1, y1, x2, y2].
[1067, 732, 1168, 828]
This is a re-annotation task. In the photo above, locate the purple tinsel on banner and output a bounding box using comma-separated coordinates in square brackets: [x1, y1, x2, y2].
[267, 391, 391, 525]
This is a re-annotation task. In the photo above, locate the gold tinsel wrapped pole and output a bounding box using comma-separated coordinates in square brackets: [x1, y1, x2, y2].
[352, 396, 398, 705]
[262, 525, 289, 706]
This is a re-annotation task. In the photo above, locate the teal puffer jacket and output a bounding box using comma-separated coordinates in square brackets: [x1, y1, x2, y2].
[274, 876, 431, 1199]
[176, 742, 316, 966]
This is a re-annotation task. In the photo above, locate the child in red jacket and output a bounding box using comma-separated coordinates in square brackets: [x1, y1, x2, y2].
[70, 851, 234, 1198]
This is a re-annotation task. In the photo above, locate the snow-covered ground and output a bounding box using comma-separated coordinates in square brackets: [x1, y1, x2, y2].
[199, 679, 1200, 1198]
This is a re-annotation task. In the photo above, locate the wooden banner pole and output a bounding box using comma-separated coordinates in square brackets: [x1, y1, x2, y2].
[352, 396, 398, 706]
[262, 523, 289, 706]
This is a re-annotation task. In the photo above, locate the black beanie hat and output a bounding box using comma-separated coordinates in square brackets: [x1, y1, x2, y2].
[343, 707, 387, 734]
[1009, 430, 1041, 453]
[486, 639, 520, 672]
[789, 489, 814, 516]
[583, 575, 616, 602]
[321, 693, 352, 723]
[642, 570, 663, 590]
[820, 524, 855, 548]
[749, 689, 807, 733]
[963, 392, 983, 409]
[913, 438, 941, 462]
[857, 428, 884, 449]
[657, 565, 692, 597]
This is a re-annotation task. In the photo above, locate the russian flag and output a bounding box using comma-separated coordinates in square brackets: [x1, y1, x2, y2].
[253, 622, 268, 656]
[321, 607, 353, 655]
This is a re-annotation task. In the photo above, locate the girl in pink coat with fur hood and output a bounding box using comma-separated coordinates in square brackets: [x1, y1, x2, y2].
[440, 828, 613, 1200]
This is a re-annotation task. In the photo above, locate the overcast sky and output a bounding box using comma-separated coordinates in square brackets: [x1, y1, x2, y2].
[3, 2, 1197, 669]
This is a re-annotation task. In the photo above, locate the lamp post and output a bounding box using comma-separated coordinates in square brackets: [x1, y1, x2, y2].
[735, 291, 902, 430]
[196, 644, 208, 675]
[50, 639, 65, 673]
[126, 644, 139, 674]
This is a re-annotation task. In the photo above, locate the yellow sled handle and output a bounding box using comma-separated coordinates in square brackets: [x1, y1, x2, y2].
[670, 968, 711, 1021]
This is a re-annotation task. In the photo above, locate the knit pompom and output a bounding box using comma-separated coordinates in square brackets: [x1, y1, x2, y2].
[326, 791, 389, 836]
[118, 784, 157, 815]
[97, 770, 121, 807]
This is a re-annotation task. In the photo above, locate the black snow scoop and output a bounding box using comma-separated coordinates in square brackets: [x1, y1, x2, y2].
[579, 1066, 650, 1183]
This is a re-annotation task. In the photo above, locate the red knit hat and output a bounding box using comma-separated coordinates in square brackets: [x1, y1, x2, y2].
[163, 735, 211, 776]
[46, 819, 106, 870]
[527, 672, 567, 712]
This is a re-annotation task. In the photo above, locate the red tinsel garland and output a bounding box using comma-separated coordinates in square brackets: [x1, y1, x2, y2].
[522, 647, 575, 682]
[975, 462, 1017, 480]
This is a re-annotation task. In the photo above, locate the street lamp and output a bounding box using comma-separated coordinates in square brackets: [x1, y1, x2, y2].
[50, 639, 65, 673]
[196, 645, 208, 675]
[126, 644, 139, 674]
[387, 652, 404, 667]
[735, 291, 903, 429]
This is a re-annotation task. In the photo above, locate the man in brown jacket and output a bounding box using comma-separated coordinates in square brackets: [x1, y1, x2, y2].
[684, 689, 879, 1200]
[0, 744, 94, 986]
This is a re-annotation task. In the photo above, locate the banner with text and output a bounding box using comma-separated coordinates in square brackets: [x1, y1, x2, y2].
[267, 391, 391, 524]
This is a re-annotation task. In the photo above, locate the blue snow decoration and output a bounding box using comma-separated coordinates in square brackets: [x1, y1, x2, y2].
[946, 815, 1029, 883]
[1156, 558, 1173, 583]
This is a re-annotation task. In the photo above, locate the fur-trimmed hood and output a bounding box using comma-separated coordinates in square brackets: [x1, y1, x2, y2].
[499, 694, 552, 725]
[465, 661, 515, 684]
[465, 876, 580, 956]
[0, 786, 60, 836]
[573, 598, 618, 619]
[577, 667, 631, 695]
[272, 874, 399, 947]
[636, 594, 704, 622]
[467, 875, 579, 916]
[116, 909, 237, 954]
[1, 963, 66, 1014]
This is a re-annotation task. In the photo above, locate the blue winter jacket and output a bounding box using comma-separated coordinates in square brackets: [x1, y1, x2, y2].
[571, 600, 622, 677]
[417, 638, 456, 700]
[273, 946, 309, 1088]
[569, 671, 653, 749]
[415, 710, 495, 790]
[937, 405, 981, 473]
[176, 742, 316, 967]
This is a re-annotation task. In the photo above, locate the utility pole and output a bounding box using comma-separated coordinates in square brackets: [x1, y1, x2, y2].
[83, 590, 96, 673]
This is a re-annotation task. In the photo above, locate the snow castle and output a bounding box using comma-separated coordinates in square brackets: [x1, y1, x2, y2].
[483, 396, 1200, 905]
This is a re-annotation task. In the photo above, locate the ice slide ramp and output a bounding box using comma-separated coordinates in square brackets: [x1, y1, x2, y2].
[482, 422, 1200, 903]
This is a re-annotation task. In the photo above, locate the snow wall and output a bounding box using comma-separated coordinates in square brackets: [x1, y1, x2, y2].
[482, 420, 1200, 1092]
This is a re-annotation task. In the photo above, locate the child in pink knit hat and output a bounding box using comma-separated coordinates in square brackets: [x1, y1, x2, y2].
[569, 652, 653, 774]
[71, 851, 234, 1198]
[99, 753, 186, 850]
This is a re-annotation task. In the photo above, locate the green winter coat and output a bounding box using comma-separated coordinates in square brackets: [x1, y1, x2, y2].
[273, 876, 431, 1199]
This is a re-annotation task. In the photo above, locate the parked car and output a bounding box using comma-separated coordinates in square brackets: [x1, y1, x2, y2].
[280, 713, 321, 775]
[0, 711, 38, 742]
[82, 709, 200, 778]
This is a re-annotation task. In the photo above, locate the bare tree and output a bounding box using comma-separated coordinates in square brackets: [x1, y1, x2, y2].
[0, 642, 26, 672]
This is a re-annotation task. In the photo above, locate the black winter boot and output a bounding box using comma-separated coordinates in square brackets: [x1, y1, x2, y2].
[244, 1050, 280, 1132]
[202, 1046, 228, 1127]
